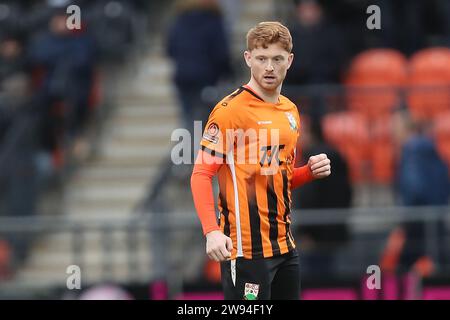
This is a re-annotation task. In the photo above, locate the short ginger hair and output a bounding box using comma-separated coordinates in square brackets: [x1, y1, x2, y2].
[246, 21, 293, 53]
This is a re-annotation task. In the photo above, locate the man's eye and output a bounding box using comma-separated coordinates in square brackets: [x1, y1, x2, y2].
[258, 57, 265, 62]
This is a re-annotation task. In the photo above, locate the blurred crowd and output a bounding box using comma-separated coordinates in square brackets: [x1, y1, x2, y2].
[0, 0, 150, 277]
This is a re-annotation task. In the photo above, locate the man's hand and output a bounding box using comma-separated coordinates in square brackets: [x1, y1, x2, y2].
[308, 153, 331, 179]
[205, 230, 233, 262]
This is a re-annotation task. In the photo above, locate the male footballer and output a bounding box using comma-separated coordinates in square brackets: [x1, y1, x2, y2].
[191, 21, 331, 300]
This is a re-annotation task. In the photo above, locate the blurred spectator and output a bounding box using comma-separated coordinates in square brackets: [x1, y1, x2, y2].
[0, 33, 36, 266]
[397, 116, 450, 207]
[167, 0, 232, 134]
[285, 0, 348, 86]
[376, 0, 426, 55]
[0, 2, 24, 39]
[0, 35, 29, 140]
[394, 111, 449, 274]
[293, 116, 352, 277]
[438, 0, 450, 45]
[0, 239, 11, 280]
[0, 35, 26, 83]
[217, 0, 240, 37]
[28, 8, 96, 155]
[0, 35, 36, 219]
[319, 0, 450, 56]
[84, 0, 137, 63]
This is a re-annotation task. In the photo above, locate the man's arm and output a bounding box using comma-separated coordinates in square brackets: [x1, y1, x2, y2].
[191, 150, 233, 262]
[291, 153, 332, 189]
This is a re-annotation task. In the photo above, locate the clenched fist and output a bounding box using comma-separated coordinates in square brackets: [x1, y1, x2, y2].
[308, 153, 331, 179]
[205, 230, 233, 262]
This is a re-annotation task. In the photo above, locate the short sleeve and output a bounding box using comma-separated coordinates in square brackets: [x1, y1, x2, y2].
[200, 104, 234, 159]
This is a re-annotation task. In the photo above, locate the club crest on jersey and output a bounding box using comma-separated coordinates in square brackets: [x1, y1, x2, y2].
[285, 112, 298, 131]
[244, 283, 259, 300]
[203, 123, 219, 144]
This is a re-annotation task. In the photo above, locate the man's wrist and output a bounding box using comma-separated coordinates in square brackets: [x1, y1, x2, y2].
[204, 227, 221, 237]
[307, 165, 315, 180]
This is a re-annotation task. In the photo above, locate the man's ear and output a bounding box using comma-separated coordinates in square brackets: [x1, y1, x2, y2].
[244, 50, 252, 68]
[287, 52, 294, 70]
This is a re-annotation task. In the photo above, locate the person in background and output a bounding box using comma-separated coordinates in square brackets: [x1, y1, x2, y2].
[28, 8, 96, 157]
[167, 0, 232, 141]
[0, 34, 35, 267]
[396, 112, 449, 274]
[285, 0, 347, 86]
[292, 116, 352, 278]
[381, 110, 449, 278]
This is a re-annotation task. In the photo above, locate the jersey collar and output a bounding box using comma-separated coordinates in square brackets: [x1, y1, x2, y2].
[241, 85, 281, 104]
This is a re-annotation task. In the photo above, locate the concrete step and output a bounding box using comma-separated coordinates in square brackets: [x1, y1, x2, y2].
[63, 195, 137, 209]
[116, 94, 177, 106]
[103, 136, 173, 151]
[64, 182, 147, 204]
[62, 199, 140, 217]
[107, 122, 176, 139]
[113, 111, 178, 125]
[110, 114, 178, 127]
[93, 154, 166, 166]
[127, 82, 176, 99]
[136, 64, 173, 85]
[64, 207, 136, 219]
[80, 156, 168, 168]
[73, 165, 157, 181]
[101, 143, 170, 159]
[116, 104, 178, 118]
[140, 57, 173, 75]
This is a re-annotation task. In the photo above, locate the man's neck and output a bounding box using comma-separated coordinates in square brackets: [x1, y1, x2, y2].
[246, 78, 281, 104]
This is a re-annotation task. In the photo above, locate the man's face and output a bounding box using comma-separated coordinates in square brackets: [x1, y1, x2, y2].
[244, 43, 293, 92]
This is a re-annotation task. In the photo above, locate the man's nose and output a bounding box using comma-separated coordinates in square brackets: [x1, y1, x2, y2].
[265, 62, 274, 72]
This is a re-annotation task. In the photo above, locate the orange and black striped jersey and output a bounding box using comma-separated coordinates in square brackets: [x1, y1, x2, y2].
[200, 85, 301, 260]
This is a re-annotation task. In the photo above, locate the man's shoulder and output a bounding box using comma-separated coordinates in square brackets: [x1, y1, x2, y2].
[213, 87, 249, 110]
[279, 95, 300, 116]
[279, 94, 297, 109]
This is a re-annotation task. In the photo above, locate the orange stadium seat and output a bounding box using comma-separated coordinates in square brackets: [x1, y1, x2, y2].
[371, 116, 396, 184]
[345, 49, 408, 118]
[322, 112, 371, 183]
[407, 47, 450, 120]
[433, 111, 450, 168]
